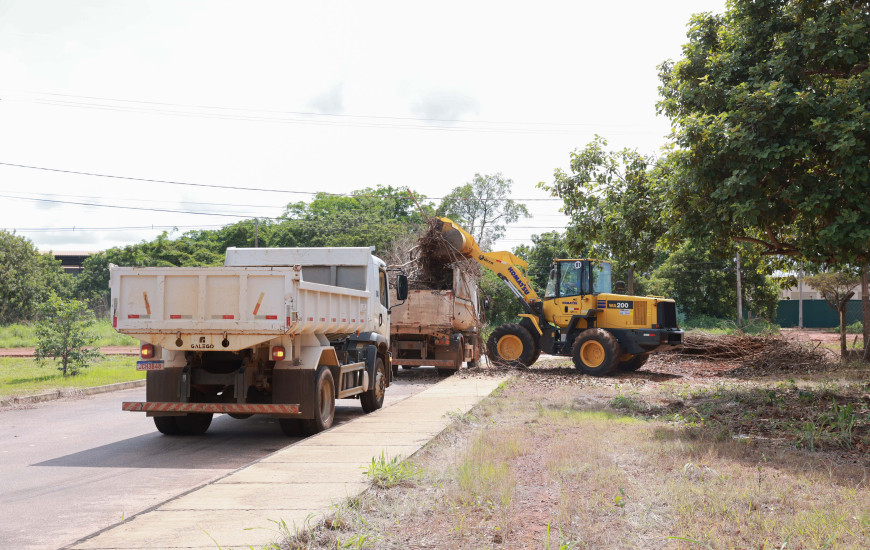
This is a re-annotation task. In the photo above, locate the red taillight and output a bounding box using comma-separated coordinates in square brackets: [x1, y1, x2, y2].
[271, 346, 285, 361]
[140, 344, 155, 359]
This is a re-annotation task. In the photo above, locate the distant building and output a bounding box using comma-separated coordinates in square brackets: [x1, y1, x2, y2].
[52, 251, 95, 275]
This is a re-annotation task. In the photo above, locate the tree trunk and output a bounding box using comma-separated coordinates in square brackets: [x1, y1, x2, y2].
[840, 306, 848, 359]
[862, 267, 869, 354]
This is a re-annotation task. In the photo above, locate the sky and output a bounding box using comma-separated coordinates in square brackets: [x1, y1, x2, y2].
[0, 0, 726, 254]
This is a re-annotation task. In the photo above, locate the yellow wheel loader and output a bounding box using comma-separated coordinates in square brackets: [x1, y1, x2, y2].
[435, 218, 683, 376]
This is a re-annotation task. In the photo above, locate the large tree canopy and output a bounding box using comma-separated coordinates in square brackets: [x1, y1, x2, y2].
[658, 0, 870, 266]
[539, 136, 668, 274]
[437, 173, 530, 250]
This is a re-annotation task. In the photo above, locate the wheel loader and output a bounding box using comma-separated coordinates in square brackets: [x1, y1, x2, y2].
[434, 218, 683, 376]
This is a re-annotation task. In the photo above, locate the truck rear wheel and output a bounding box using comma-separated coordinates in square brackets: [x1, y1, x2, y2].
[487, 324, 537, 367]
[360, 358, 386, 413]
[303, 366, 335, 435]
[618, 353, 650, 372]
[175, 413, 213, 435]
[153, 416, 179, 435]
[572, 329, 621, 376]
[278, 418, 304, 436]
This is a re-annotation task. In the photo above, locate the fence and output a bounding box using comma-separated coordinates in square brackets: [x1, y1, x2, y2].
[776, 299, 864, 328]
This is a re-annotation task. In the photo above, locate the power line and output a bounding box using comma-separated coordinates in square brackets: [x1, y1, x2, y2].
[0, 193, 253, 218]
[0, 161, 565, 201]
[0, 190, 286, 211]
[2, 90, 657, 135]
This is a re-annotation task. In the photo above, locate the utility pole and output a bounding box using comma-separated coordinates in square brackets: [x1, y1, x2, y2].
[254, 218, 259, 248]
[798, 269, 804, 329]
[736, 251, 743, 326]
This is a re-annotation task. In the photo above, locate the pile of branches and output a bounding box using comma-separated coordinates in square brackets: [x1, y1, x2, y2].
[384, 219, 479, 290]
[665, 332, 833, 376]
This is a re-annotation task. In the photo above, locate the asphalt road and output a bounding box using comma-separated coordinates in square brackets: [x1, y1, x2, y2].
[0, 368, 439, 550]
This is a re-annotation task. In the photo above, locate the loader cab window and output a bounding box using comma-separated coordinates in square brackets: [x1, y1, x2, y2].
[378, 269, 389, 308]
[558, 261, 586, 297]
[591, 262, 612, 294]
[545, 268, 558, 298]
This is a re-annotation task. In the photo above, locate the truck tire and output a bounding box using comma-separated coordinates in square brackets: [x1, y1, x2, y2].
[153, 416, 179, 435]
[360, 357, 386, 413]
[572, 329, 622, 376]
[487, 323, 537, 367]
[175, 413, 213, 435]
[278, 418, 304, 436]
[303, 366, 335, 435]
[619, 352, 650, 372]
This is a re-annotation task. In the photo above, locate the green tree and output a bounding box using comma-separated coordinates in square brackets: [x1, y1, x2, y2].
[35, 294, 103, 376]
[539, 136, 668, 274]
[647, 239, 779, 322]
[0, 230, 71, 323]
[805, 271, 861, 358]
[437, 173, 530, 250]
[282, 185, 433, 252]
[512, 231, 572, 293]
[657, 0, 870, 266]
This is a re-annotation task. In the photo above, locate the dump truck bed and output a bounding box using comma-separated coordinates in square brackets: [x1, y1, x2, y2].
[111, 265, 373, 351]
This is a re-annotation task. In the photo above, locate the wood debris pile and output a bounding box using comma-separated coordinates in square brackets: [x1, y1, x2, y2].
[665, 332, 833, 376]
[385, 219, 478, 290]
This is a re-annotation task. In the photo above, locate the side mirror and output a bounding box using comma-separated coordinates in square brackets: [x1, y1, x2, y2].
[396, 274, 409, 301]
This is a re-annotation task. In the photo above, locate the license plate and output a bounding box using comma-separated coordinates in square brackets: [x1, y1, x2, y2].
[136, 360, 165, 371]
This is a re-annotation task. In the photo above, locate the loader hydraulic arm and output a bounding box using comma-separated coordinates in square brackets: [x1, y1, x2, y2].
[435, 217, 541, 310]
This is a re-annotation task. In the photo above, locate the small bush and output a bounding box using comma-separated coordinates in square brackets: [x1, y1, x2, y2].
[362, 452, 423, 488]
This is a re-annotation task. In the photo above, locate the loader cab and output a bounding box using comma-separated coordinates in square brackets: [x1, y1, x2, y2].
[544, 260, 612, 298]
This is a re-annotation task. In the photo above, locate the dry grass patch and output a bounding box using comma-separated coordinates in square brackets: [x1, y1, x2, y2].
[279, 366, 870, 550]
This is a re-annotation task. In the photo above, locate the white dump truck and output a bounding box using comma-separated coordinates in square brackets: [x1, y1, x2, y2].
[110, 247, 408, 436]
[388, 267, 481, 377]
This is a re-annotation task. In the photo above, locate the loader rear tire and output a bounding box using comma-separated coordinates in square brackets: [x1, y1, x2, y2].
[303, 366, 335, 435]
[618, 353, 650, 372]
[572, 329, 621, 377]
[487, 324, 537, 367]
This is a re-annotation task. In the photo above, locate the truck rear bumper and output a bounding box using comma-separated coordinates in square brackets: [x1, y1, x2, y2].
[122, 401, 300, 416]
[391, 358, 456, 367]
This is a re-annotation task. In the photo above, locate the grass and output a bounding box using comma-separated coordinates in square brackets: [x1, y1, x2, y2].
[825, 320, 864, 335]
[278, 361, 870, 549]
[362, 452, 423, 488]
[682, 316, 781, 335]
[0, 356, 143, 398]
[0, 319, 138, 348]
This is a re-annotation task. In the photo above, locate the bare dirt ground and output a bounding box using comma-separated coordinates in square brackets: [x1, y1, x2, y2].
[282, 334, 870, 550]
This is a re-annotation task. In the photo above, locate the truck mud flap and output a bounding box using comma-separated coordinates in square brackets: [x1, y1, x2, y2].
[273, 369, 316, 419]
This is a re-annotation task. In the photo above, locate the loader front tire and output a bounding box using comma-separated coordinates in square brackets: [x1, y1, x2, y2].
[572, 329, 621, 376]
[303, 366, 335, 435]
[487, 324, 537, 367]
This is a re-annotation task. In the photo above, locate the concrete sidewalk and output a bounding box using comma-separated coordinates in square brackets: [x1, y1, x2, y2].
[68, 374, 508, 550]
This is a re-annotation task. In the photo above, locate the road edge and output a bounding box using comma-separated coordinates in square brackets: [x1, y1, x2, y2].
[0, 379, 146, 407]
